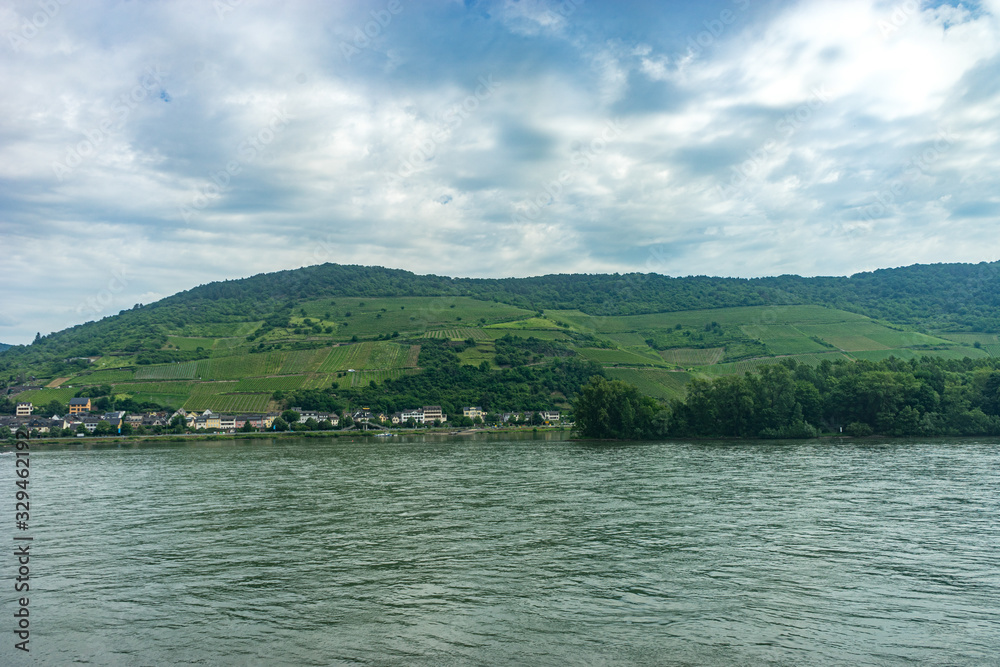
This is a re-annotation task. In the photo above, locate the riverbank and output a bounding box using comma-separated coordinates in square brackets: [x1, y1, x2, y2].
[3, 425, 573, 446]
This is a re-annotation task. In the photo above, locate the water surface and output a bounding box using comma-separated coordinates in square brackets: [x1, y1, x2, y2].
[2, 434, 998, 664]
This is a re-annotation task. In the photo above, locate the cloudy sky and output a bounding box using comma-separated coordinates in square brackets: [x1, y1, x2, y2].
[1, 0, 999, 344]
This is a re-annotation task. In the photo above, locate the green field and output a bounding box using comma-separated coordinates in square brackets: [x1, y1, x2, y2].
[126, 393, 189, 410]
[423, 328, 492, 340]
[294, 296, 534, 339]
[577, 348, 668, 367]
[14, 387, 79, 406]
[318, 344, 373, 372]
[605, 369, 692, 401]
[741, 324, 830, 355]
[78, 369, 136, 384]
[280, 348, 331, 374]
[134, 361, 199, 380]
[796, 322, 951, 351]
[233, 376, 309, 392]
[316, 342, 409, 372]
[659, 347, 725, 366]
[818, 335, 890, 351]
[347, 369, 406, 387]
[486, 317, 562, 330]
[92, 355, 137, 369]
[213, 337, 245, 351]
[865, 330, 953, 348]
[164, 335, 250, 352]
[113, 381, 196, 395]
[302, 374, 336, 389]
[165, 336, 217, 351]
[195, 352, 287, 380]
[549, 305, 869, 334]
[366, 342, 407, 368]
[603, 332, 653, 347]
[182, 393, 273, 413]
[937, 333, 999, 345]
[457, 341, 497, 367]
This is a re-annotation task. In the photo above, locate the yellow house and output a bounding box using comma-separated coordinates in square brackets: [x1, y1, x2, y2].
[69, 398, 91, 415]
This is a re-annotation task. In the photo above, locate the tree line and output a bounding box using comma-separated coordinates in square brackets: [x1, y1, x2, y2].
[575, 355, 1000, 439]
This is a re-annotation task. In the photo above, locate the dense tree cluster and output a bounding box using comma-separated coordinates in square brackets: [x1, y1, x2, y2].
[665, 356, 1000, 438]
[285, 341, 602, 416]
[493, 334, 574, 367]
[573, 355, 1000, 440]
[641, 323, 769, 360]
[573, 376, 662, 439]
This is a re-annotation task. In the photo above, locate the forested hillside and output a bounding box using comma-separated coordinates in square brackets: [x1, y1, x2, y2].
[5, 261, 1000, 374]
[4, 261, 1000, 428]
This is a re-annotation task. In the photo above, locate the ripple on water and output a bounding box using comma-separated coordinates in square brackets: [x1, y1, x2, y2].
[1, 436, 999, 665]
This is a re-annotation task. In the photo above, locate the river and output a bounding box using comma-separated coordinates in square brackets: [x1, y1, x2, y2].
[2, 433, 998, 664]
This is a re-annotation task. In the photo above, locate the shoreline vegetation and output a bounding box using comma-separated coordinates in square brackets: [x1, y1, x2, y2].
[574, 354, 1000, 440]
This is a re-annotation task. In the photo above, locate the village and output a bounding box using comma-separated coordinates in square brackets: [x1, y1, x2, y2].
[0, 398, 561, 438]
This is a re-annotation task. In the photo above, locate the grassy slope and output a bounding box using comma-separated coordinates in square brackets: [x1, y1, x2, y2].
[10, 298, 996, 412]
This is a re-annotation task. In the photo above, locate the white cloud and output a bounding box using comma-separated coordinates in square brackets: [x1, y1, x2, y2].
[2, 0, 1000, 344]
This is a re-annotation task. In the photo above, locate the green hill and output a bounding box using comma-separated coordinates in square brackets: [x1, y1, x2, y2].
[3, 261, 1000, 417]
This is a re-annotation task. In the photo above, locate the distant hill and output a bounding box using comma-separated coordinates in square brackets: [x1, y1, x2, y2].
[0, 343, 9, 352]
[125, 260, 1000, 330]
[3, 261, 1000, 415]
